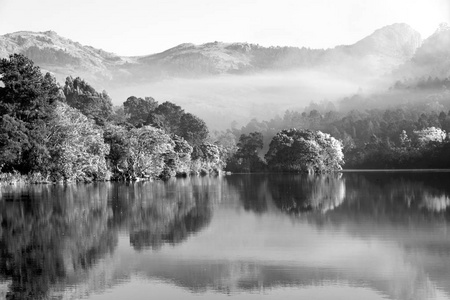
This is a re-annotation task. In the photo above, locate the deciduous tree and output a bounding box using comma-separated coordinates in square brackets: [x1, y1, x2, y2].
[265, 129, 344, 173]
[46, 102, 110, 181]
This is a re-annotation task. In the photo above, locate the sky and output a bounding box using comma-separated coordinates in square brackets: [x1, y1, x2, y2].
[0, 0, 449, 56]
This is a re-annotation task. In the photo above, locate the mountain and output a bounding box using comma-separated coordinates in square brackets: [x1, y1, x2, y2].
[0, 23, 422, 87]
[130, 23, 421, 81]
[0, 30, 129, 85]
[395, 23, 450, 79]
[321, 23, 421, 77]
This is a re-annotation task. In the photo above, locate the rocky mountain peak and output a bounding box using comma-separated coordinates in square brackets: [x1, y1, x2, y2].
[394, 23, 450, 78]
[351, 23, 422, 57]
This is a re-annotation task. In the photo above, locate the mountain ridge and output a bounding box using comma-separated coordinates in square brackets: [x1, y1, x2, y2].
[0, 23, 423, 88]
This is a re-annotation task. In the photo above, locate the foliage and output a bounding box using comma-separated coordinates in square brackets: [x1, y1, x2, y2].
[105, 114, 218, 179]
[179, 112, 209, 145]
[63, 76, 113, 125]
[265, 129, 344, 173]
[0, 54, 62, 173]
[0, 115, 29, 168]
[226, 132, 266, 172]
[127, 99, 210, 148]
[108, 106, 129, 125]
[191, 143, 224, 175]
[171, 135, 193, 176]
[414, 126, 446, 145]
[0, 171, 49, 185]
[125, 126, 175, 178]
[150, 101, 185, 134]
[123, 96, 158, 127]
[0, 54, 60, 119]
[46, 102, 110, 181]
[103, 124, 129, 173]
[345, 129, 450, 169]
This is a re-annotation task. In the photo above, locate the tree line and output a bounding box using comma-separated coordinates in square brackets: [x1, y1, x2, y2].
[1, 54, 342, 182]
[14, 53, 448, 179]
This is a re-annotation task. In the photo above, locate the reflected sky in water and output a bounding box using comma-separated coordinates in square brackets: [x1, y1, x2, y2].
[1, 172, 450, 299]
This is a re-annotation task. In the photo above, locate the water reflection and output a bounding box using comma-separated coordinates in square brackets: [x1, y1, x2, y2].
[110, 178, 213, 251]
[221, 172, 450, 300]
[0, 173, 449, 299]
[267, 174, 345, 213]
[0, 184, 116, 300]
[0, 178, 217, 299]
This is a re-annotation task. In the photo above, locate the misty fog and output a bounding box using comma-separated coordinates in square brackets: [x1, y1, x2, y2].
[108, 70, 364, 129]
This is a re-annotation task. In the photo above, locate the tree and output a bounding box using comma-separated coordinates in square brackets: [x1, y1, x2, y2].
[265, 129, 344, 173]
[0, 115, 29, 169]
[123, 126, 176, 179]
[63, 76, 113, 125]
[170, 135, 193, 176]
[103, 124, 130, 173]
[413, 127, 446, 145]
[225, 132, 265, 172]
[46, 102, 110, 181]
[191, 142, 224, 174]
[123, 96, 158, 127]
[150, 101, 184, 134]
[179, 112, 209, 145]
[0, 54, 62, 172]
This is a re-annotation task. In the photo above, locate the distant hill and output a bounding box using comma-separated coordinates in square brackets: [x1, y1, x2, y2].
[0, 23, 422, 87]
[0, 30, 127, 85]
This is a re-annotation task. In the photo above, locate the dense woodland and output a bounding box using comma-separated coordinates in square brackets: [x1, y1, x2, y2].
[1, 54, 450, 182]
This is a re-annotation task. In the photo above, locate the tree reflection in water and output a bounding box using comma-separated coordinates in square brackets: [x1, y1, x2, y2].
[110, 178, 213, 251]
[1, 173, 450, 299]
[338, 172, 450, 222]
[268, 174, 345, 214]
[225, 172, 450, 219]
[0, 178, 215, 299]
[0, 184, 116, 300]
[225, 173, 346, 214]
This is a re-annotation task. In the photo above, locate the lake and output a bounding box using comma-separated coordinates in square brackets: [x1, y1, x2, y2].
[0, 172, 450, 300]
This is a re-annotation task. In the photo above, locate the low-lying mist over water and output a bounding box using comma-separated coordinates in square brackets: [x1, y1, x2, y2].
[109, 70, 363, 129]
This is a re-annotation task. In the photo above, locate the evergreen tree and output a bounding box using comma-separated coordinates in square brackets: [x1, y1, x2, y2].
[0, 54, 62, 173]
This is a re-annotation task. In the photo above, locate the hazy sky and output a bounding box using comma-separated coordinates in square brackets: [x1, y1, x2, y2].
[0, 0, 449, 56]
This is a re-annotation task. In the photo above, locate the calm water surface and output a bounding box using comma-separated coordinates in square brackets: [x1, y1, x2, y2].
[1, 172, 450, 300]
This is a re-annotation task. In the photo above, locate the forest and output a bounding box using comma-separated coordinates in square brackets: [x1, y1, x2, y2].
[1, 53, 450, 183]
[225, 76, 450, 171]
